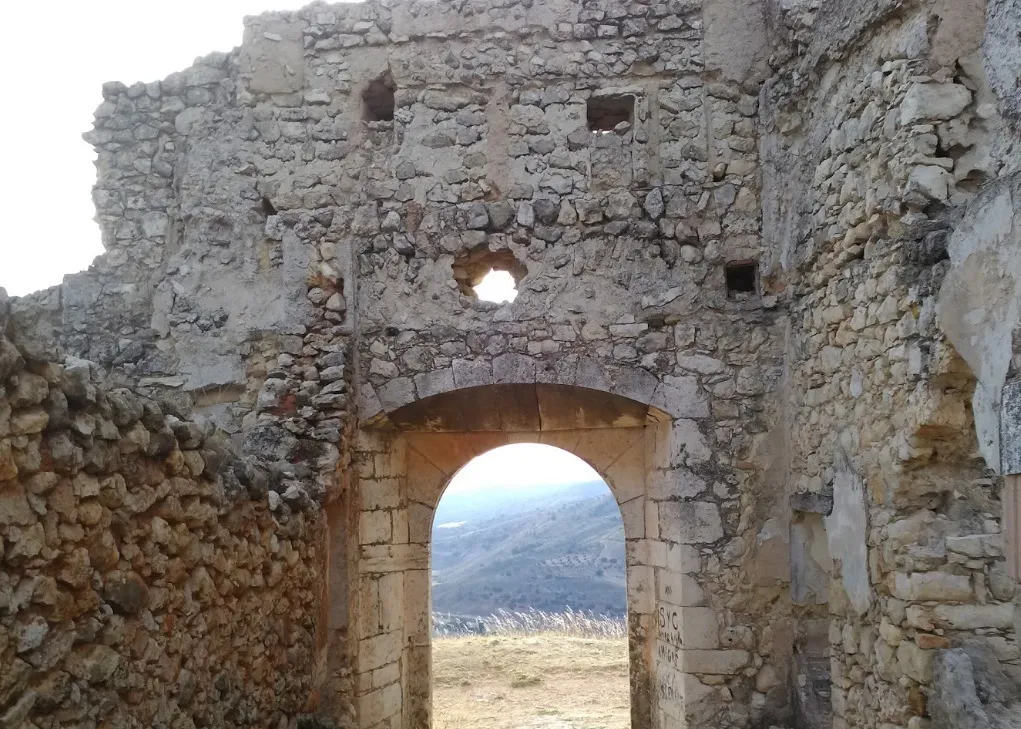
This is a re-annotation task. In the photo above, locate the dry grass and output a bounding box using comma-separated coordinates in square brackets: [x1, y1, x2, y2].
[432, 633, 630, 729]
[433, 609, 627, 639]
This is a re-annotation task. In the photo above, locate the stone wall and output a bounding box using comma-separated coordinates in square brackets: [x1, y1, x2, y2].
[11, 1, 795, 726]
[0, 290, 324, 729]
[2, 0, 1020, 728]
[764, 0, 1020, 727]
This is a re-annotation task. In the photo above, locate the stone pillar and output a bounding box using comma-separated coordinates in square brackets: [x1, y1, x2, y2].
[1005, 475, 1021, 656]
[353, 431, 409, 729]
[645, 419, 750, 729]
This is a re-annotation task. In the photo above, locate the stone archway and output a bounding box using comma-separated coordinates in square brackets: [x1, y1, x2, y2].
[404, 428, 651, 729]
[335, 372, 730, 729]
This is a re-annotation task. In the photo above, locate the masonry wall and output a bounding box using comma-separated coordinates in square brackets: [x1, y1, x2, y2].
[0, 291, 323, 729]
[3, 0, 1020, 728]
[764, 1, 1021, 727]
[13, 0, 794, 726]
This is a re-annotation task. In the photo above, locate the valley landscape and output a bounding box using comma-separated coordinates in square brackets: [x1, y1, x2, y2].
[431, 479, 631, 729]
[431, 481, 627, 619]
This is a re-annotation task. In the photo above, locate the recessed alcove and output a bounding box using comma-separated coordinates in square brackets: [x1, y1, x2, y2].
[363, 73, 395, 122]
[725, 260, 757, 297]
[587, 95, 635, 133]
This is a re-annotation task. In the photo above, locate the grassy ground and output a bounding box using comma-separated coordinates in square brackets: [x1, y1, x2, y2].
[432, 634, 630, 729]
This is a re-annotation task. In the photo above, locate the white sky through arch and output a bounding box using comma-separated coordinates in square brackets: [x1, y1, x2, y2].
[473, 270, 518, 303]
[444, 444, 603, 496]
[0, 0, 313, 297]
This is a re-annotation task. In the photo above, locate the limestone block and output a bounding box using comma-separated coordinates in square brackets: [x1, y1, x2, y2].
[65, 644, 120, 684]
[932, 603, 1015, 630]
[649, 468, 707, 501]
[492, 353, 536, 384]
[359, 631, 403, 673]
[0, 482, 33, 525]
[451, 358, 493, 388]
[413, 368, 454, 400]
[659, 501, 723, 544]
[896, 640, 934, 683]
[678, 648, 750, 674]
[669, 419, 710, 466]
[240, 17, 305, 94]
[619, 496, 646, 539]
[14, 615, 49, 653]
[667, 543, 702, 574]
[405, 569, 431, 642]
[651, 375, 709, 419]
[408, 503, 433, 544]
[362, 479, 400, 510]
[678, 606, 721, 649]
[906, 165, 950, 202]
[357, 680, 402, 724]
[360, 510, 393, 545]
[605, 439, 645, 505]
[656, 569, 706, 607]
[391, 508, 409, 544]
[377, 573, 405, 633]
[610, 365, 659, 406]
[946, 534, 1003, 559]
[889, 572, 974, 602]
[376, 377, 416, 413]
[628, 564, 655, 615]
[357, 383, 384, 421]
[900, 83, 972, 125]
[639, 493, 662, 539]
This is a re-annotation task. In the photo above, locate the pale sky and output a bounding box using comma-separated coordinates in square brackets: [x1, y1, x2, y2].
[474, 270, 518, 303]
[0, 1, 526, 304]
[0, 0, 311, 298]
[445, 444, 602, 495]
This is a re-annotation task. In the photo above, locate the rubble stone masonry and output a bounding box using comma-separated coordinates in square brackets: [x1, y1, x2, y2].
[1, 0, 1019, 728]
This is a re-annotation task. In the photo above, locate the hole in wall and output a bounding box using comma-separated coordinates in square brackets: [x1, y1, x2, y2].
[363, 72, 395, 122]
[725, 260, 757, 298]
[260, 196, 277, 216]
[474, 270, 517, 303]
[452, 247, 527, 304]
[956, 168, 988, 193]
[587, 95, 635, 133]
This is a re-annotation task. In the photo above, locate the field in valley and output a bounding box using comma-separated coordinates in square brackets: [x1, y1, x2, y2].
[432, 633, 631, 729]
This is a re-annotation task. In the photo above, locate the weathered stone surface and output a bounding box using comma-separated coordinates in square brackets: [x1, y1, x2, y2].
[900, 83, 972, 124]
[6, 2, 1021, 729]
[930, 647, 1021, 729]
[102, 572, 150, 615]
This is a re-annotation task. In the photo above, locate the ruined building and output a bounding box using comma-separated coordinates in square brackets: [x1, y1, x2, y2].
[2, 0, 1020, 728]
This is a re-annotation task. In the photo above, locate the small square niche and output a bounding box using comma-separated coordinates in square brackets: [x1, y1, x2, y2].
[587, 95, 634, 133]
[363, 75, 395, 122]
[725, 260, 758, 298]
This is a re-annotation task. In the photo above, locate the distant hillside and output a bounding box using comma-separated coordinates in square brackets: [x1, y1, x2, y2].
[432, 485, 626, 617]
[433, 480, 610, 525]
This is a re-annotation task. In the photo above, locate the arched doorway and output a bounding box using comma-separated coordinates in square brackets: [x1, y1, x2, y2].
[333, 378, 724, 729]
[431, 443, 629, 729]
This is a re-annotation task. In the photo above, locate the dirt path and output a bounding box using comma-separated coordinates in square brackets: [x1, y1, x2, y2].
[432, 635, 631, 729]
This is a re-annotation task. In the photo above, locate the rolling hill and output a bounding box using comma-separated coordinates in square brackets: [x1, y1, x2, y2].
[431, 482, 627, 617]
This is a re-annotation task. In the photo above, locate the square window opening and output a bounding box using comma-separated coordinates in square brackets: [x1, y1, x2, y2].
[725, 261, 758, 297]
[363, 75, 395, 122]
[587, 95, 634, 133]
